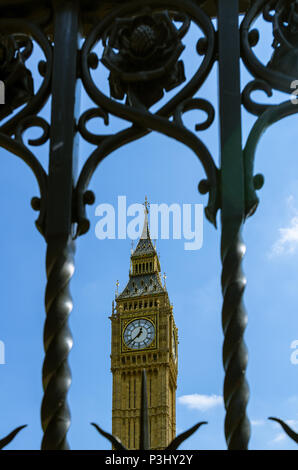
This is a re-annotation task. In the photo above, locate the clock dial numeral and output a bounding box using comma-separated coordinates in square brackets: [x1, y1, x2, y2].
[123, 318, 155, 350]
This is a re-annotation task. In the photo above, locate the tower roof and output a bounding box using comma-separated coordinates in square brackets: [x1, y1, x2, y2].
[131, 198, 156, 258]
[117, 198, 165, 301]
[117, 273, 164, 300]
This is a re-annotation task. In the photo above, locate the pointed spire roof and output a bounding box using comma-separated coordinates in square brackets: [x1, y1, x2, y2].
[131, 197, 156, 258]
[117, 197, 165, 301]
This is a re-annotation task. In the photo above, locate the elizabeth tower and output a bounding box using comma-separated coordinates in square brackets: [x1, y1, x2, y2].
[110, 201, 178, 449]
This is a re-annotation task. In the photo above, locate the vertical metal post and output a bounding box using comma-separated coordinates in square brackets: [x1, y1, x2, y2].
[41, 0, 80, 450]
[217, 0, 250, 449]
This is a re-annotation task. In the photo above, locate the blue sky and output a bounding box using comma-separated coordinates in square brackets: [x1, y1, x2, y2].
[0, 13, 298, 450]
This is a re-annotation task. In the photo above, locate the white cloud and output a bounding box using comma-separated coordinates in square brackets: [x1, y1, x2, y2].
[270, 419, 298, 445]
[269, 196, 298, 257]
[271, 432, 286, 444]
[271, 419, 298, 430]
[251, 419, 265, 427]
[285, 419, 298, 429]
[269, 216, 298, 257]
[178, 393, 223, 412]
[287, 395, 298, 405]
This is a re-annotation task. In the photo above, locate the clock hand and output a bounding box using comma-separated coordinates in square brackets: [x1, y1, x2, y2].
[127, 327, 143, 345]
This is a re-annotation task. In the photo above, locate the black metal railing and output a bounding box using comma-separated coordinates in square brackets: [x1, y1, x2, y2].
[0, 0, 297, 450]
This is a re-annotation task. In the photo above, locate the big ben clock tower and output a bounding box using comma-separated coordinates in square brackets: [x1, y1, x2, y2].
[110, 199, 178, 450]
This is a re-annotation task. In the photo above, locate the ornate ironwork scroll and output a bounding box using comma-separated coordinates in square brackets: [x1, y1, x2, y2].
[240, 0, 298, 442]
[241, 0, 298, 218]
[0, 0, 297, 451]
[75, 0, 219, 238]
[0, 1, 78, 450]
[0, 18, 51, 235]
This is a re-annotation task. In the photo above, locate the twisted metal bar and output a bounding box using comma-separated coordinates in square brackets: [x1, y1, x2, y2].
[221, 226, 250, 450]
[41, 236, 75, 450]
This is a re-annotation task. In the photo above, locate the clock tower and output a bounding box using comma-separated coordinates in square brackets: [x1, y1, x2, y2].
[110, 200, 178, 450]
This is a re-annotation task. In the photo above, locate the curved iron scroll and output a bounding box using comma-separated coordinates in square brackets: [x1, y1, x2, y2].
[0, 0, 297, 452]
[0, 425, 27, 450]
[269, 417, 298, 444]
[0, 17, 52, 235]
[241, 0, 298, 94]
[75, 0, 219, 238]
[240, 1, 298, 441]
[240, 0, 298, 217]
[243, 97, 298, 218]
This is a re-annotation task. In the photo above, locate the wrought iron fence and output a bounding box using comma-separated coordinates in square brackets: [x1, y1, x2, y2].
[0, 0, 297, 450]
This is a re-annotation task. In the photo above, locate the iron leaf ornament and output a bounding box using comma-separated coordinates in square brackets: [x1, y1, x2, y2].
[101, 8, 186, 108]
[269, 417, 298, 444]
[91, 370, 207, 450]
[0, 425, 27, 450]
[266, 0, 298, 79]
[0, 33, 34, 120]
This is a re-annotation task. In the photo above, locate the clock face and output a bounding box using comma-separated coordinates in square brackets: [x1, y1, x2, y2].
[123, 318, 155, 350]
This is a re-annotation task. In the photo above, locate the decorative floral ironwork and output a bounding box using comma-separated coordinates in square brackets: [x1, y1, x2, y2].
[240, 0, 298, 219]
[101, 9, 187, 108]
[266, 0, 298, 79]
[1, 0, 297, 452]
[0, 18, 52, 236]
[0, 33, 34, 120]
[241, 0, 298, 93]
[77, 0, 218, 238]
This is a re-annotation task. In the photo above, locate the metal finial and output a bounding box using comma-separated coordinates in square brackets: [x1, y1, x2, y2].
[91, 368, 207, 449]
[115, 280, 119, 298]
[163, 272, 167, 288]
[144, 196, 150, 214]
